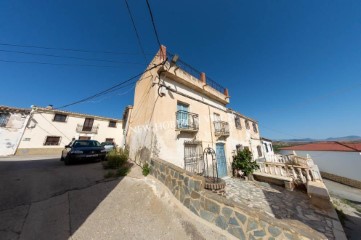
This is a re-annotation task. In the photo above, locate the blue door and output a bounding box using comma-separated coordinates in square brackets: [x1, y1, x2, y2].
[216, 143, 227, 178]
[177, 103, 189, 128]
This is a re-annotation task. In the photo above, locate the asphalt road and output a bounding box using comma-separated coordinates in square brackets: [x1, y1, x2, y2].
[0, 155, 231, 240]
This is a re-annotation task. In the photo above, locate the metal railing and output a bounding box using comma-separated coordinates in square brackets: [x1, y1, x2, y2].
[206, 76, 226, 95]
[176, 110, 199, 131]
[76, 124, 99, 134]
[213, 121, 230, 136]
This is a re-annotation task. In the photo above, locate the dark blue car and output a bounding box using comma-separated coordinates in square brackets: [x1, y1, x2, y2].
[61, 140, 106, 165]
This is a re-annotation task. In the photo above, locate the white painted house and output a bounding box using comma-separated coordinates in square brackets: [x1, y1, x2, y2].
[280, 142, 361, 189]
[16, 106, 124, 155]
[0, 106, 31, 156]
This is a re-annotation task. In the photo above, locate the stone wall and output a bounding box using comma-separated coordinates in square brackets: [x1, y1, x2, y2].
[150, 157, 325, 239]
[321, 171, 361, 189]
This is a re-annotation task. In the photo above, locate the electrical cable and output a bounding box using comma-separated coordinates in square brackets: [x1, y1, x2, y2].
[145, 0, 163, 55]
[124, 0, 148, 63]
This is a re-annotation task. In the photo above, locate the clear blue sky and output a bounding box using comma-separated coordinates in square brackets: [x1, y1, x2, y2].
[0, 0, 360, 140]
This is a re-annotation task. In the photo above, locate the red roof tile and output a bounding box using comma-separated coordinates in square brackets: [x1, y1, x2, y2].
[280, 142, 361, 152]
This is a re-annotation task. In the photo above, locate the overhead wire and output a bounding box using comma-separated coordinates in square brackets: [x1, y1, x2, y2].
[145, 0, 163, 54]
[124, 0, 148, 63]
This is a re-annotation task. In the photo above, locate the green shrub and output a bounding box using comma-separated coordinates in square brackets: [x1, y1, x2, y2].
[232, 148, 259, 176]
[105, 149, 129, 169]
[142, 163, 150, 176]
[104, 171, 116, 178]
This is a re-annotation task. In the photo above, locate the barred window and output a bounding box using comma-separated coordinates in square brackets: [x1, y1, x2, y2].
[245, 120, 250, 129]
[44, 136, 61, 145]
[257, 145, 263, 158]
[53, 114, 67, 122]
[253, 123, 258, 133]
[105, 138, 114, 143]
[0, 113, 10, 127]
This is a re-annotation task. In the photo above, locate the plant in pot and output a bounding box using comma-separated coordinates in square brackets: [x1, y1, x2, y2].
[232, 148, 259, 180]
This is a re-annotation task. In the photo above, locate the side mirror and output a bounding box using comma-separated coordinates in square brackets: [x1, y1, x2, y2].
[65, 145, 70, 148]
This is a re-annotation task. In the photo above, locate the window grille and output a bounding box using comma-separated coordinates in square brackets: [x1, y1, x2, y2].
[53, 114, 67, 122]
[44, 136, 61, 145]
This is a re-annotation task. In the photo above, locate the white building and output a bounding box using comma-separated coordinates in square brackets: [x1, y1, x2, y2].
[260, 137, 276, 162]
[280, 141, 361, 189]
[0, 106, 31, 156]
[16, 106, 124, 155]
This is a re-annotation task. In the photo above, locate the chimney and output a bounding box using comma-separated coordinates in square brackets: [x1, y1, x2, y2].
[159, 45, 167, 61]
[46, 104, 53, 110]
[224, 88, 229, 97]
[200, 72, 206, 84]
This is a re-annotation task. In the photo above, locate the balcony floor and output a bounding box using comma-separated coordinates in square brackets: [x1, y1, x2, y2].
[224, 177, 342, 240]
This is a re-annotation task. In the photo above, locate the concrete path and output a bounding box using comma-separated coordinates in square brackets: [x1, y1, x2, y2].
[0, 156, 230, 240]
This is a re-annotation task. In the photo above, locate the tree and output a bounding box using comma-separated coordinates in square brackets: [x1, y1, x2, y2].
[232, 148, 259, 176]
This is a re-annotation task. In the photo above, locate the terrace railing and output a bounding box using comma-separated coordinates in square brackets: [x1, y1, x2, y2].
[214, 121, 230, 136]
[176, 111, 199, 132]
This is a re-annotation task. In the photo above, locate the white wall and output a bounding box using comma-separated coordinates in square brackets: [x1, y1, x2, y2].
[280, 150, 361, 181]
[0, 113, 29, 156]
[18, 110, 124, 150]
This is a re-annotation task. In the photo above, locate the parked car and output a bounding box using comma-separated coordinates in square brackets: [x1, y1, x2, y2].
[61, 140, 106, 165]
[101, 142, 115, 152]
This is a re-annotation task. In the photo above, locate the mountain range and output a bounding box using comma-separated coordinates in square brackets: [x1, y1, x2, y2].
[277, 135, 361, 142]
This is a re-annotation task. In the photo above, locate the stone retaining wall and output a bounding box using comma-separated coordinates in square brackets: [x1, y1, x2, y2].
[150, 157, 325, 239]
[321, 171, 361, 189]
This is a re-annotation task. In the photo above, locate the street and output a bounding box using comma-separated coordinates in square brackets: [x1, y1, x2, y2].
[0, 156, 230, 240]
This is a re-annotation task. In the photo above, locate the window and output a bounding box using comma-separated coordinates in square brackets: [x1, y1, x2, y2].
[252, 123, 258, 133]
[0, 113, 10, 127]
[264, 143, 269, 153]
[53, 113, 67, 122]
[105, 138, 114, 143]
[44, 136, 61, 146]
[257, 145, 263, 158]
[245, 120, 250, 129]
[177, 102, 189, 129]
[108, 121, 117, 128]
[269, 144, 273, 152]
[79, 136, 91, 140]
[236, 144, 243, 152]
[235, 116, 241, 129]
[82, 118, 94, 131]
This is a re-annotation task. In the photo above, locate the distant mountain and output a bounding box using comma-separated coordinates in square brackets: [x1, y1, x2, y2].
[277, 135, 361, 142]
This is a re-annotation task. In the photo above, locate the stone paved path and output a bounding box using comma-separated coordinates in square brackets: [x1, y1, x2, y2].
[224, 177, 343, 239]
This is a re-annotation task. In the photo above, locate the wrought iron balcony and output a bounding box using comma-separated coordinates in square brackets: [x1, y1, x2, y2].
[214, 121, 230, 136]
[175, 110, 199, 132]
[76, 124, 99, 134]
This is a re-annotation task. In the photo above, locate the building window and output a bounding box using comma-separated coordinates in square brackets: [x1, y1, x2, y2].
[269, 144, 273, 152]
[253, 123, 258, 133]
[235, 116, 241, 129]
[108, 121, 117, 128]
[264, 143, 269, 153]
[44, 136, 61, 145]
[105, 138, 114, 143]
[257, 145, 263, 158]
[0, 113, 10, 127]
[82, 118, 94, 131]
[245, 120, 250, 129]
[236, 144, 243, 152]
[79, 136, 91, 140]
[53, 113, 67, 122]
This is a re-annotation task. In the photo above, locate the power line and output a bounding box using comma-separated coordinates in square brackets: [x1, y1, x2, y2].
[0, 42, 147, 56]
[55, 61, 164, 109]
[0, 48, 143, 65]
[145, 0, 163, 54]
[124, 0, 148, 62]
[0, 59, 136, 68]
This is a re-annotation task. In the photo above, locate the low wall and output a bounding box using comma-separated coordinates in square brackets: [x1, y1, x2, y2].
[16, 148, 62, 156]
[321, 171, 361, 189]
[150, 157, 325, 239]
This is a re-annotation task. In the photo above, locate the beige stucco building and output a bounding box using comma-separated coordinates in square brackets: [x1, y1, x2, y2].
[124, 46, 263, 177]
[16, 106, 124, 155]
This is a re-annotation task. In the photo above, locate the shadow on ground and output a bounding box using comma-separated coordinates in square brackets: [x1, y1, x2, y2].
[0, 157, 122, 240]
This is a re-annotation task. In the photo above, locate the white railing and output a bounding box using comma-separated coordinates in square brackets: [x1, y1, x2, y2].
[256, 161, 322, 184]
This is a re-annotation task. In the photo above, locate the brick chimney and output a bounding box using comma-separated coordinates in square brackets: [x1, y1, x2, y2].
[200, 72, 206, 84]
[159, 45, 167, 61]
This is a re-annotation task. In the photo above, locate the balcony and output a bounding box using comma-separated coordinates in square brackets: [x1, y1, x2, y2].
[214, 121, 230, 137]
[176, 111, 199, 132]
[76, 124, 99, 134]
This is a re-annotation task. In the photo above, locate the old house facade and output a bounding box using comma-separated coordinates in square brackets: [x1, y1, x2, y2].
[16, 106, 124, 155]
[0, 106, 31, 156]
[124, 46, 263, 177]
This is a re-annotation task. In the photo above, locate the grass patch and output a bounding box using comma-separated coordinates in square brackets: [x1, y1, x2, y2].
[142, 163, 150, 176]
[102, 148, 131, 178]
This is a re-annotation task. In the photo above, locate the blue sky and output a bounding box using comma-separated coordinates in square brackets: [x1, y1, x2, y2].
[0, 0, 360, 140]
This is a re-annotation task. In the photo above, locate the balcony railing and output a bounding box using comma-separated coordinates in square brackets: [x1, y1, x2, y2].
[214, 121, 230, 136]
[76, 124, 99, 134]
[176, 111, 199, 132]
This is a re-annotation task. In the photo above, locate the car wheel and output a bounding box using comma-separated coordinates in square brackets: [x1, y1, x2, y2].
[60, 155, 64, 161]
[64, 156, 71, 165]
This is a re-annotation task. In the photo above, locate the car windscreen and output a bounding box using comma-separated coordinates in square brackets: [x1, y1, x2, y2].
[73, 141, 101, 148]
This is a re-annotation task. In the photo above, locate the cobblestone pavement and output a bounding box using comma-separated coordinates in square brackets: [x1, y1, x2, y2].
[224, 177, 343, 239]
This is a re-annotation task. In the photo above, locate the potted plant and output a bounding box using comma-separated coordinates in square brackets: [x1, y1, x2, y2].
[232, 148, 259, 180]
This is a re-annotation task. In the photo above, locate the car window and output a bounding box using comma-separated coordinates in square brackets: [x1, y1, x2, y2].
[73, 140, 101, 147]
